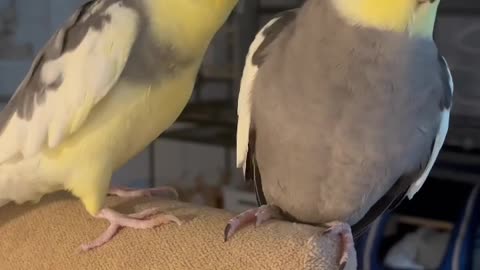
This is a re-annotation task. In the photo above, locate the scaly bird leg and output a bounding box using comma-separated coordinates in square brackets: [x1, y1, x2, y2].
[322, 221, 354, 270]
[224, 204, 282, 242]
[80, 185, 181, 251]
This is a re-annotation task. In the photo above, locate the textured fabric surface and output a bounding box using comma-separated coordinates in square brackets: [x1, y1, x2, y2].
[0, 192, 357, 270]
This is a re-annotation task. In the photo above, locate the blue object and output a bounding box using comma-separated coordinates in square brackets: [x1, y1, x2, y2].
[438, 185, 480, 270]
[355, 213, 391, 270]
[355, 185, 480, 270]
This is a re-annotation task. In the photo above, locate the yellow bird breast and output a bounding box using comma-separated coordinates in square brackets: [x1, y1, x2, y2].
[46, 73, 195, 170]
[39, 69, 196, 214]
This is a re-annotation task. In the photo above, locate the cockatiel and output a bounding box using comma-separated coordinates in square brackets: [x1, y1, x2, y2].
[226, 0, 452, 268]
[0, 0, 237, 251]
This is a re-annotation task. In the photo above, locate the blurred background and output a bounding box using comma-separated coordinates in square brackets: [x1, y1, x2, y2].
[1, 0, 480, 269]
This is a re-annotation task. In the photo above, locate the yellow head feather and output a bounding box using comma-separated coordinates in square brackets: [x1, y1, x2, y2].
[332, 0, 440, 36]
[144, 0, 238, 57]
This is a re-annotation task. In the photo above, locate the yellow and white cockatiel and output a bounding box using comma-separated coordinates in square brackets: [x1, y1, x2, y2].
[0, 0, 237, 251]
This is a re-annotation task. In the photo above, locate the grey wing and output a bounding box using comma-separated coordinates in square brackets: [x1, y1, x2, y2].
[0, 0, 95, 122]
[236, 9, 298, 205]
[0, 0, 140, 163]
[351, 54, 454, 239]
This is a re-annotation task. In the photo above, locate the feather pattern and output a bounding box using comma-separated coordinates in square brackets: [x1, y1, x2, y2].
[406, 55, 453, 199]
[351, 54, 453, 238]
[0, 0, 140, 163]
[236, 10, 297, 205]
[236, 17, 282, 171]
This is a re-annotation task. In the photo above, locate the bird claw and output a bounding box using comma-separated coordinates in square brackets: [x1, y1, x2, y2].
[322, 221, 353, 269]
[80, 186, 180, 251]
[255, 205, 281, 226]
[223, 204, 281, 242]
[80, 207, 181, 251]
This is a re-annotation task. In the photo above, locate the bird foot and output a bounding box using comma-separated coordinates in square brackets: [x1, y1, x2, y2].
[224, 204, 282, 242]
[80, 207, 181, 251]
[322, 221, 353, 270]
[108, 185, 179, 200]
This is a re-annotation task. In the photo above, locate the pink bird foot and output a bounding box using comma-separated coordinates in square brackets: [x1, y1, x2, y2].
[224, 204, 282, 242]
[80, 207, 181, 251]
[322, 221, 354, 270]
[80, 185, 181, 251]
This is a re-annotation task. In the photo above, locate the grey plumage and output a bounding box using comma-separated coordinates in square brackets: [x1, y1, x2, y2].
[0, 0, 185, 134]
[0, 0, 111, 123]
[0, 0, 112, 126]
[242, 0, 452, 238]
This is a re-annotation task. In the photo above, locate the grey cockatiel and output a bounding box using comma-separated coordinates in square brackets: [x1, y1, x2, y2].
[224, 0, 453, 268]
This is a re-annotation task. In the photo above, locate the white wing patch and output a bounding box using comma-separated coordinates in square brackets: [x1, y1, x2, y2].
[236, 17, 281, 172]
[406, 56, 454, 199]
[0, 2, 140, 163]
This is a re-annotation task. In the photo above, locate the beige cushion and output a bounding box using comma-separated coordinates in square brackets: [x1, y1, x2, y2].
[0, 192, 357, 270]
